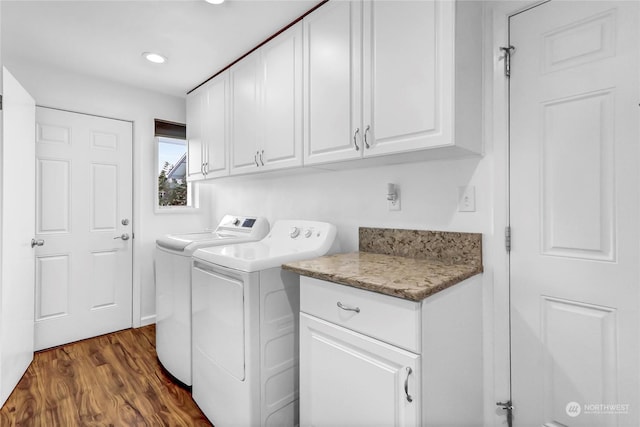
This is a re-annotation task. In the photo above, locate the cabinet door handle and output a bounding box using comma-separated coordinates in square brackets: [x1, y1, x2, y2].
[203, 162, 208, 175]
[364, 125, 371, 149]
[260, 149, 265, 166]
[404, 367, 413, 402]
[353, 128, 360, 151]
[337, 301, 360, 313]
[254, 151, 260, 167]
[201, 162, 206, 175]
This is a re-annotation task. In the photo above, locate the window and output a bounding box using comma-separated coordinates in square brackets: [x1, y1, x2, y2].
[155, 120, 196, 211]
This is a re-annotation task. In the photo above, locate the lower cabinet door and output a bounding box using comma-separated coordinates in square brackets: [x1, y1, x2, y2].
[300, 313, 420, 427]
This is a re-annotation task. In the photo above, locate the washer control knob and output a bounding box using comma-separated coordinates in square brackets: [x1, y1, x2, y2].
[304, 229, 313, 238]
[290, 227, 300, 238]
[233, 217, 241, 226]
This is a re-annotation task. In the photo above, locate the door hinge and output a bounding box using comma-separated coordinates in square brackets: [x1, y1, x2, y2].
[0, 94, 3, 111]
[505, 226, 511, 253]
[496, 400, 513, 427]
[500, 45, 515, 78]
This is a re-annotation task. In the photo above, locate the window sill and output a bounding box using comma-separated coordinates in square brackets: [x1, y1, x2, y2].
[154, 206, 201, 215]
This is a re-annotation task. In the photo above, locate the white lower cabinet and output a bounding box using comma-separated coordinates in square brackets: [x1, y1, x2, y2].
[300, 313, 420, 426]
[299, 276, 483, 427]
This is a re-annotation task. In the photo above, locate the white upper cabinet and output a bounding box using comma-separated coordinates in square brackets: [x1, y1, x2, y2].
[186, 70, 230, 181]
[188, 0, 483, 179]
[203, 71, 230, 178]
[230, 52, 261, 174]
[303, 1, 362, 164]
[230, 22, 303, 176]
[304, 0, 483, 166]
[186, 87, 205, 181]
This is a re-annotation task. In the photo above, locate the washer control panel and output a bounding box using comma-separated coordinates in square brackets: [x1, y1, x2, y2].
[216, 215, 269, 237]
[266, 220, 336, 249]
[289, 226, 319, 239]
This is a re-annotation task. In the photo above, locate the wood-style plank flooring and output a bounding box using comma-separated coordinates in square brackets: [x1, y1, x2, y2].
[0, 325, 213, 426]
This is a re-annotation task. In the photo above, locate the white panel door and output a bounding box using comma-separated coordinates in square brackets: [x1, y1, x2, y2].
[300, 313, 420, 427]
[0, 68, 35, 407]
[34, 107, 133, 350]
[303, 0, 362, 165]
[510, 2, 639, 425]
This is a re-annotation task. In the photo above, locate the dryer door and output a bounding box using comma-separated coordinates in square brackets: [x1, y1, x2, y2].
[192, 261, 246, 380]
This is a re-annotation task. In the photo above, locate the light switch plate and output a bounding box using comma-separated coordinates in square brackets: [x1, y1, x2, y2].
[458, 185, 476, 212]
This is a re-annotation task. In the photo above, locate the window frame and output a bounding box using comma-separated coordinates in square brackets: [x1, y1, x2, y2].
[154, 136, 200, 214]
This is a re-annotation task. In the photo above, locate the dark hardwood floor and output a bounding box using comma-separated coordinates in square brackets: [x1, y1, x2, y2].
[0, 325, 212, 426]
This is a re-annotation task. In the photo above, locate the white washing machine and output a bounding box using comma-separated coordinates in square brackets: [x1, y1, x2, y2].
[191, 220, 338, 427]
[155, 214, 269, 386]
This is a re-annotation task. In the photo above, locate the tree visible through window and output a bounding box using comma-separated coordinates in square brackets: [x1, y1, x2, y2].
[157, 137, 189, 207]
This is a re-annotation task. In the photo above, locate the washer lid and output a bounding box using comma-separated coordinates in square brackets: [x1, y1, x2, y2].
[156, 215, 270, 253]
[192, 220, 337, 272]
[156, 232, 237, 251]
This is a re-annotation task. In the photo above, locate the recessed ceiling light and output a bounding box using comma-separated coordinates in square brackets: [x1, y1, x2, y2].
[205, 0, 225, 4]
[142, 52, 167, 64]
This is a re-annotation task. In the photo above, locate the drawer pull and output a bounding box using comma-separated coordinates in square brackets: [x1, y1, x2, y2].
[337, 301, 360, 313]
[404, 367, 413, 402]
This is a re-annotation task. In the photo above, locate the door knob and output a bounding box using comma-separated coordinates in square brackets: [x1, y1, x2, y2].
[114, 233, 130, 241]
[30, 238, 45, 248]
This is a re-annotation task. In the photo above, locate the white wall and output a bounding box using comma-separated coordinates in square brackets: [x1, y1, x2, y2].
[3, 58, 211, 326]
[204, 144, 499, 426]
[205, 156, 494, 251]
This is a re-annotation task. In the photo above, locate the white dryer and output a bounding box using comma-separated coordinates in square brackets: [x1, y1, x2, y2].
[191, 220, 338, 427]
[155, 214, 269, 386]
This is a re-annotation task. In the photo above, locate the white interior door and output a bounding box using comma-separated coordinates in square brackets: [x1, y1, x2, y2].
[510, 2, 639, 426]
[34, 107, 133, 350]
[0, 67, 35, 407]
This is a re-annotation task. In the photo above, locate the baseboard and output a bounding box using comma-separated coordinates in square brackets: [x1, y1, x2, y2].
[140, 314, 156, 327]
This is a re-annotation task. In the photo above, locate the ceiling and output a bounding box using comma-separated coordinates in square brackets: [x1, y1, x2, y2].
[1, 0, 319, 98]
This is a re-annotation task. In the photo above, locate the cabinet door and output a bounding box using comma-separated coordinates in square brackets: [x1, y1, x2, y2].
[186, 88, 205, 181]
[203, 71, 230, 178]
[303, 0, 363, 165]
[230, 52, 261, 175]
[362, 0, 450, 157]
[300, 313, 420, 427]
[261, 22, 303, 171]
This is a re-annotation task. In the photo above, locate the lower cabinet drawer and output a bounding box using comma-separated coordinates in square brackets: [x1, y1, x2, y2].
[300, 276, 421, 353]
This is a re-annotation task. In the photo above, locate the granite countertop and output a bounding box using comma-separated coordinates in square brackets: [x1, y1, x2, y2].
[282, 227, 483, 302]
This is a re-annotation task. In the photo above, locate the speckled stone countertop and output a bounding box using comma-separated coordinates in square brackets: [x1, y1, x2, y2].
[282, 228, 483, 301]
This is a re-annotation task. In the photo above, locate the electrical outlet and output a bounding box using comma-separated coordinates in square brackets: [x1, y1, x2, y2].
[388, 197, 401, 211]
[458, 185, 476, 212]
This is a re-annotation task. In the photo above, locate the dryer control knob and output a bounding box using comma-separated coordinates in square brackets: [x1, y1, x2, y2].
[233, 217, 241, 226]
[290, 227, 300, 238]
[304, 229, 313, 238]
